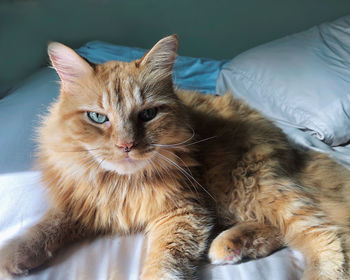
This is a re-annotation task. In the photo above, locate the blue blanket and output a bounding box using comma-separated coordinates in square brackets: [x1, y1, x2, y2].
[77, 40, 228, 94]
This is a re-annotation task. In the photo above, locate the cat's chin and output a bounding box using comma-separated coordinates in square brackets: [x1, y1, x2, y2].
[100, 158, 148, 175]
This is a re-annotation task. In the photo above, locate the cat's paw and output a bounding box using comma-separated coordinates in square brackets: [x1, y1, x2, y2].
[209, 223, 283, 266]
[0, 252, 28, 279]
[0, 237, 52, 277]
[0, 258, 28, 279]
[208, 229, 243, 265]
[0, 267, 15, 280]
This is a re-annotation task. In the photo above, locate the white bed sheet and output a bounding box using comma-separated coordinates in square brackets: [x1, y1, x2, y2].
[0, 68, 307, 279]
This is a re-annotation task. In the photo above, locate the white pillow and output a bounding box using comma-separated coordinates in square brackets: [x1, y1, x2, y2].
[217, 15, 350, 146]
[0, 68, 59, 174]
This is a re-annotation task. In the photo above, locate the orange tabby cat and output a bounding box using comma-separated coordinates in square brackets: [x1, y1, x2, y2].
[1, 35, 350, 280]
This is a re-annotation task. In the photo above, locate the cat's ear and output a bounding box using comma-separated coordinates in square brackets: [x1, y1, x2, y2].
[48, 42, 93, 89]
[138, 35, 178, 75]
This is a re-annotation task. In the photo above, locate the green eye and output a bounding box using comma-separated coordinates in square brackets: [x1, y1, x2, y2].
[138, 107, 158, 122]
[87, 112, 109, 124]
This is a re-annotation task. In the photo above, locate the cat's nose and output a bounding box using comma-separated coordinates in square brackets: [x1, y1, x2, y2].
[116, 142, 134, 153]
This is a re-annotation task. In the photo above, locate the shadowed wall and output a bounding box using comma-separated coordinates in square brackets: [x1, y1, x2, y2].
[1, 0, 350, 97]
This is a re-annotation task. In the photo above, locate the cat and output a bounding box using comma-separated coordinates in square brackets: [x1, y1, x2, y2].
[1, 34, 350, 280]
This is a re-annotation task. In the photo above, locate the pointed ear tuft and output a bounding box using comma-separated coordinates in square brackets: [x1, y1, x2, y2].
[138, 35, 178, 73]
[48, 42, 93, 88]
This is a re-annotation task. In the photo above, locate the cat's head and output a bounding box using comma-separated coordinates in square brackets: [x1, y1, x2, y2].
[42, 35, 192, 175]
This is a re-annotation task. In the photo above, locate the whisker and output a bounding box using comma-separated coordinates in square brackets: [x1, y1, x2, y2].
[152, 135, 216, 149]
[155, 151, 216, 202]
[55, 147, 102, 153]
[166, 154, 200, 199]
[151, 125, 195, 147]
[149, 156, 190, 207]
[148, 158, 163, 180]
[155, 152, 205, 201]
[152, 152, 196, 192]
[70, 157, 99, 177]
[162, 150, 193, 176]
[177, 135, 217, 147]
[97, 158, 106, 170]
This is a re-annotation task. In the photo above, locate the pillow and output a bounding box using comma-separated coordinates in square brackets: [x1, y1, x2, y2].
[216, 15, 350, 146]
[77, 40, 228, 94]
[0, 68, 59, 174]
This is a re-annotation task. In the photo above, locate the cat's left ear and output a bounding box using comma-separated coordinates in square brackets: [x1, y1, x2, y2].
[137, 35, 178, 75]
[48, 42, 93, 90]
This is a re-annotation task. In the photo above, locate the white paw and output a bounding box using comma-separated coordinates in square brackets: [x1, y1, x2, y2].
[209, 249, 242, 265]
[0, 268, 15, 280]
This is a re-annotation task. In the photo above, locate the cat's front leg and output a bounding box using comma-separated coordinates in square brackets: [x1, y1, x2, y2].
[0, 209, 89, 278]
[141, 206, 213, 280]
[208, 221, 283, 265]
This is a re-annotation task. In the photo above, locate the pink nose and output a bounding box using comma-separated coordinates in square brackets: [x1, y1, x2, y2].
[116, 142, 134, 153]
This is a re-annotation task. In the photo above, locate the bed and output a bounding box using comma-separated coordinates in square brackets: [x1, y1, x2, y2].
[1, 14, 350, 280]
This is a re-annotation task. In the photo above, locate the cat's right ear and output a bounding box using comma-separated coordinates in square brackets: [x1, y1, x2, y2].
[137, 35, 178, 79]
[48, 42, 93, 90]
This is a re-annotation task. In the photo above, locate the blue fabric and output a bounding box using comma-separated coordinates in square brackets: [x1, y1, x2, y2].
[76, 40, 228, 94]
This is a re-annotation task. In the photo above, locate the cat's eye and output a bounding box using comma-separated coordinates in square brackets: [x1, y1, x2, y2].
[138, 107, 158, 122]
[87, 112, 109, 124]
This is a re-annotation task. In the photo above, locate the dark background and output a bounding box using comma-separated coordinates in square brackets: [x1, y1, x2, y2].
[1, 0, 350, 98]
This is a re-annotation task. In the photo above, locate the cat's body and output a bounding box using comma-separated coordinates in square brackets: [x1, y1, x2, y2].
[180, 90, 350, 278]
[1, 35, 350, 279]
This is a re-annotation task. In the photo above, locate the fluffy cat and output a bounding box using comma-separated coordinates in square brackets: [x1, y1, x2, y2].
[1, 35, 350, 280]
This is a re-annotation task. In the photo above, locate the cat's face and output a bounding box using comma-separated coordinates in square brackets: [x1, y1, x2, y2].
[47, 35, 190, 175]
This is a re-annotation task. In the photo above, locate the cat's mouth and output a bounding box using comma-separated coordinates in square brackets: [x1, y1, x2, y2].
[99, 155, 149, 174]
